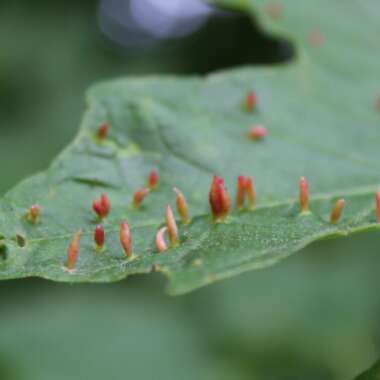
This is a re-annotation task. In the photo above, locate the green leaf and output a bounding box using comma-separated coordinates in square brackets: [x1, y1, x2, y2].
[354, 360, 380, 380]
[0, 0, 379, 294]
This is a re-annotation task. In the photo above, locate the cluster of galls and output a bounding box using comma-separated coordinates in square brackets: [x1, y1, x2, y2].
[29, 172, 380, 272]
[245, 91, 268, 142]
[26, 118, 380, 272]
[64, 169, 193, 271]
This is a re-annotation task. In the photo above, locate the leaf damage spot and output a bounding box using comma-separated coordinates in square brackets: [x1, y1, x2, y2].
[265, 2, 283, 20]
[192, 258, 203, 267]
[15, 234, 26, 248]
[308, 29, 325, 47]
[0, 241, 8, 261]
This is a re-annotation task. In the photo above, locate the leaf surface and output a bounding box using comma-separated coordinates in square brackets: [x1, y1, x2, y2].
[0, 0, 379, 294]
[354, 360, 380, 380]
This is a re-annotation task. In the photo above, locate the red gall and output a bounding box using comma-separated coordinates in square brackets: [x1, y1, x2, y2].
[133, 188, 150, 207]
[148, 170, 159, 190]
[245, 177, 256, 209]
[120, 221, 133, 258]
[28, 204, 41, 224]
[94, 225, 105, 250]
[299, 177, 310, 213]
[166, 205, 178, 247]
[245, 91, 257, 111]
[236, 176, 246, 210]
[92, 193, 111, 219]
[97, 122, 110, 139]
[209, 176, 231, 221]
[249, 125, 268, 141]
[236, 176, 256, 210]
[66, 230, 81, 271]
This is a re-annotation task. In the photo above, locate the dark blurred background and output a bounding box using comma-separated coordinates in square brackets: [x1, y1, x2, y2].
[0, 1, 378, 379]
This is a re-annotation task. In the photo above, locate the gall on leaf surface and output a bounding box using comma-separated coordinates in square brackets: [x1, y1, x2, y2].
[0, 0, 380, 294]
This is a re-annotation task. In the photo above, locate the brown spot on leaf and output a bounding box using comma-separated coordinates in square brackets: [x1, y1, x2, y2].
[308, 29, 325, 47]
[265, 2, 283, 20]
[15, 234, 26, 248]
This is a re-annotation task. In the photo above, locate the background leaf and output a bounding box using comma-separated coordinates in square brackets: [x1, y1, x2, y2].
[354, 359, 380, 380]
[0, 0, 379, 294]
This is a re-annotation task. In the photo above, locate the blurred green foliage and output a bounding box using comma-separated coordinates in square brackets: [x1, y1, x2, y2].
[0, 1, 379, 379]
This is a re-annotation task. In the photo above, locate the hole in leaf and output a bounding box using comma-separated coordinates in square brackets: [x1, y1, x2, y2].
[0, 242, 7, 261]
[15, 234, 26, 248]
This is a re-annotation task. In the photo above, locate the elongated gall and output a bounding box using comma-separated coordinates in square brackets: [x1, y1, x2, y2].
[245, 177, 256, 209]
[236, 176, 256, 210]
[120, 221, 133, 258]
[173, 187, 191, 224]
[92, 200, 102, 216]
[94, 225, 105, 249]
[376, 191, 380, 223]
[156, 227, 168, 253]
[299, 177, 310, 213]
[166, 205, 178, 246]
[209, 176, 231, 221]
[28, 204, 41, 223]
[330, 199, 345, 224]
[101, 193, 111, 215]
[66, 230, 81, 271]
[245, 91, 257, 111]
[236, 176, 246, 210]
[249, 125, 268, 141]
[133, 188, 150, 207]
[92, 193, 111, 219]
[148, 170, 159, 189]
[97, 122, 110, 139]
